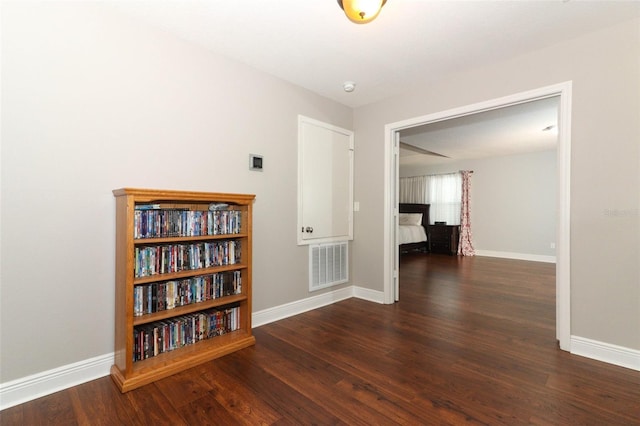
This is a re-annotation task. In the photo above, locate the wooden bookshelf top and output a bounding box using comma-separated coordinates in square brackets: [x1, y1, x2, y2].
[113, 188, 256, 205]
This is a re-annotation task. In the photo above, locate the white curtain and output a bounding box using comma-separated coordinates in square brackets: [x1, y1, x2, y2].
[427, 173, 461, 225]
[399, 176, 428, 204]
[399, 173, 461, 225]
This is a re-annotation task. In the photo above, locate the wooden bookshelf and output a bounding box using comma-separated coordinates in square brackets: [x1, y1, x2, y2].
[111, 188, 255, 392]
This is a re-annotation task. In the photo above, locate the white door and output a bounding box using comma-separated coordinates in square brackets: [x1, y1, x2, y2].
[298, 116, 354, 245]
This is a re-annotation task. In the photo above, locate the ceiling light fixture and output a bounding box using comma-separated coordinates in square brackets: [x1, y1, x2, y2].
[343, 81, 356, 92]
[337, 0, 387, 24]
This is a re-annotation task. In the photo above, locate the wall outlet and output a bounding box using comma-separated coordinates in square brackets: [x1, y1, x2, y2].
[550, 242, 556, 249]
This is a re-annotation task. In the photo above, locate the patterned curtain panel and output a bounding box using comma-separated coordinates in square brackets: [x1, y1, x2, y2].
[458, 170, 475, 256]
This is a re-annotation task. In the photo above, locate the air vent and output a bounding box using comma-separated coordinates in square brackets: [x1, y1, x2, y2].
[309, 242, 348, 291]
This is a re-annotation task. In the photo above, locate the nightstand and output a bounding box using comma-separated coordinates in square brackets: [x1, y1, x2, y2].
[428, 225, 460, 255]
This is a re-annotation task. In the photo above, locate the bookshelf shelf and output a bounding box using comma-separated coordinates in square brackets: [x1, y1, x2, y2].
[134, 232, 249, 245]
[132, 294, 248, 326]
[132, 263, 249, 285]
[111, 188, 255, 392]
[111, 330, 254, 392]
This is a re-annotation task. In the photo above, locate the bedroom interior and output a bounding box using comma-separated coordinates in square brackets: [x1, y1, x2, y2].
[1, 1, 639, 421]
[395, 102, 561, 351]
[389, 90, 566, 349]
[397, 96, 560, 263]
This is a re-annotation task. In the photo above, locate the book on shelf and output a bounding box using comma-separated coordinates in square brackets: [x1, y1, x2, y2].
[134, 209, 241, 239]
[134, 240, 242, 278]
[208, 202, 229, 211]
[133, 304, 241, 362]
[135, 204, 161, 210]
[133, 270, 242, 316]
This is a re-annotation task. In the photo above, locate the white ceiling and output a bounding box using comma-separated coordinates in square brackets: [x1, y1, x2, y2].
[108, 1, 638, 165]
[110, 0, 639, 109]
[399, 96, 560, 166]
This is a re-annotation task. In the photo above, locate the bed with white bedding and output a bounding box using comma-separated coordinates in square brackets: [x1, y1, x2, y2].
[399, 203, 430, 253]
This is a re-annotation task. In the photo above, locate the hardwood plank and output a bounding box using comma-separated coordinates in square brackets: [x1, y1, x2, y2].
[214, 349, 344, 424]
[125, 383, 189, 425]
[186, 360, 282, 425]
[2, 253, 639, 425]
[68, 377, 140, 426]
[28, 392, 77, 425]
[0, 405, 23, 425]
[152, 369, 214, 410]
[178, 393, 239, 425]
[253, 332, 403, 425]
[544, 367, 640, 422]
[6, 390, 77, 426]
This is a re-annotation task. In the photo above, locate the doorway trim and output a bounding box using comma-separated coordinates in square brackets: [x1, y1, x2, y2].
[383, 82, 572, 351]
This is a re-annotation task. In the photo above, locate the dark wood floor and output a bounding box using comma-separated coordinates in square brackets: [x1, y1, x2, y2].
[3, 253, 639, 425]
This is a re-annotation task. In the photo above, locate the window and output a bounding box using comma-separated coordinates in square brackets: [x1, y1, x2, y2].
[400, 172, 461, 225]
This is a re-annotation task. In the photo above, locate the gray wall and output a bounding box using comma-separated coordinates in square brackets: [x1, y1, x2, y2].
[1, 2, 638, 388]
[0, 3, 352, 383]
[400, 150, 557, 259]
[353, 18, 640, 351]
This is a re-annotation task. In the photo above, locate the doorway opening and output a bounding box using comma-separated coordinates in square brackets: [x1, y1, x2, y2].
[383, 82, 572, 350]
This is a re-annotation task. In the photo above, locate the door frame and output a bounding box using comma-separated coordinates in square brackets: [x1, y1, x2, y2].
[382, 82, 572, 351]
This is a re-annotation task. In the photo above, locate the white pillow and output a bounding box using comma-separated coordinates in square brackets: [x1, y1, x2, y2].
[399, 213, 423, 226]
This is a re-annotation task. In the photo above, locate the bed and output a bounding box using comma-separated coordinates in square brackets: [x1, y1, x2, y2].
[399, 203, 430, 253]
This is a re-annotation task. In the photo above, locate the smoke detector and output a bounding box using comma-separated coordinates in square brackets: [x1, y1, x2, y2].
[343, 81, 356, 92]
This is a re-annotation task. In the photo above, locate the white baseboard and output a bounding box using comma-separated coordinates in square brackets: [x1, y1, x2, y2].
[6, 291, 635, 411]
[0, 352, 114, 410]
[252, 286, 355, 328]
[353, 285, 385, 304]
[571, 335, 640, 371]
[475, 250, 556, 263]
[0, 286, 372, 410]
[252, 285, 385, 328]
